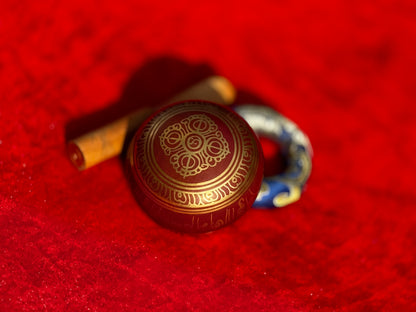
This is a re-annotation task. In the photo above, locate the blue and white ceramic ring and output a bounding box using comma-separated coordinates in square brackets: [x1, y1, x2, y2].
[235, 105, 312, 208]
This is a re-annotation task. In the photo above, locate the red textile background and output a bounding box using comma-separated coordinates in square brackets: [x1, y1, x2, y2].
[1, 0, 416, 311]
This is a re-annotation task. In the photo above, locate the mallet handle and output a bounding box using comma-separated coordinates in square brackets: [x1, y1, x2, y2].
[67, 76, 236, 170]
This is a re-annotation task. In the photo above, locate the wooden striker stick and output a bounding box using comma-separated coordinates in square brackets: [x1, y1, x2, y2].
[67, 76, 236, 170]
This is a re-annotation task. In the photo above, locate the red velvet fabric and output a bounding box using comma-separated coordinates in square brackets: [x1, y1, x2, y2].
[1, 0, 415, 310]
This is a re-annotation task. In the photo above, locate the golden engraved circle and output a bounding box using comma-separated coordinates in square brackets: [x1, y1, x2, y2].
[185, 134, 203, 151]
[133, 101, 259, 215]
[159, 113, 230, 178]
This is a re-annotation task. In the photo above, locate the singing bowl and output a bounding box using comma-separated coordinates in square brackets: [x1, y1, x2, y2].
[126, 100, 264, 233]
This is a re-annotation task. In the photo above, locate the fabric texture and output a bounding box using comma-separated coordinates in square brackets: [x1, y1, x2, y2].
[1, 0, 415, 311]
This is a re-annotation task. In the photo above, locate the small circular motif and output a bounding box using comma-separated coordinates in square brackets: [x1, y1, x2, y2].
[159, 113, 230, 178]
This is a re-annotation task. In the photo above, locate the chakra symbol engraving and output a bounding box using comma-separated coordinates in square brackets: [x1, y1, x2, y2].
[160, 114, 230, 178]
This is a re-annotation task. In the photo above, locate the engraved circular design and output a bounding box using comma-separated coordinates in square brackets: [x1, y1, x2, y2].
[159, 114, 230, 178]
[130, 101, 262, 216]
